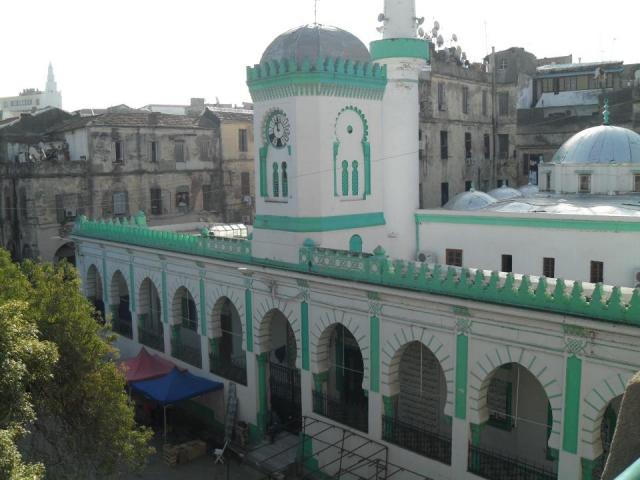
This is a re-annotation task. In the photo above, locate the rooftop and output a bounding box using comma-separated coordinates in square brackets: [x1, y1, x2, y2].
[536, 60, 624, 75]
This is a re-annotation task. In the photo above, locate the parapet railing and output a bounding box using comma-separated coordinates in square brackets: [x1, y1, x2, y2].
[73, 213, 251, 262]
[74, 214, 640, 325]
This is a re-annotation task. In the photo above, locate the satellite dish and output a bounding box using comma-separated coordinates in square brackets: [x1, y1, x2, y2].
[418, 27, 425, 37]
[416, 16, 425, 25]
[451, 33, 458, 42]
[437, 34, 444, 48]
[433, 20, 440, 30]
[377, 13, 386, 22]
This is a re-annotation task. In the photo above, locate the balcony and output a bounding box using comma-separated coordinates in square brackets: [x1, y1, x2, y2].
[312, 390, 368, 433]
[468, 444, 557, 480]
[209, 352, 247, 385]
[382, 415, 451, 465]
[138, 325, 164, 352]
[112, 314, 132, 339]
[172, 341, 202, 369]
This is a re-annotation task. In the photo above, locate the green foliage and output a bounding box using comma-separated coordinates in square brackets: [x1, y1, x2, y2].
[0, 249, 153, 479]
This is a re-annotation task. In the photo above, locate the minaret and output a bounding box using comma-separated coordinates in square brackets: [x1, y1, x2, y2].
[370, 0, 428, 260]
[46, 63, 57, 93]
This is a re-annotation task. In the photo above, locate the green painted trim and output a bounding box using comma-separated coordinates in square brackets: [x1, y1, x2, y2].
[562, 355, 582, 454]
[313, 371, 328, 392]
[332, 142, 339, 196]
[300, 433, 321, 474]
[102, 255, 109, 304]
[363, 141, 371, 196]
[245, 289, 253, 352]
[301, 301, 310, 371]
[259, 147, 268, 197]
[415, 213, 640, 233]
[199, 277, 206, 336]
[581, 456, 595, 480]
[470, 423, 484, 446]
[254, 212, 386, 232]
[370, 38, 430, 61]
[382, 395, 395, 418]
[370, 315, 380, 393]
[455, 334, 469, 420]
[256, 352, 269, 434]
[161, 269, 168, 324]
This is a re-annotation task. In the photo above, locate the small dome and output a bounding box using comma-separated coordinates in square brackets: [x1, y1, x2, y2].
[552, 125, 640, 164]
[518, 184, 540, 197]
[487, 185, 524, 201]
[261, 24, 371, 65]
[444, 190, 497, 211]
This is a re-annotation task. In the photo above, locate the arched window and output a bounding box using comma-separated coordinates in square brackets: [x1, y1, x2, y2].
[281, 162, 288, 197]
[341, 160, 349, 196]
[352, 161, 359, 196]
[272, 162, 280, 197]
[349, 235, 362, 253]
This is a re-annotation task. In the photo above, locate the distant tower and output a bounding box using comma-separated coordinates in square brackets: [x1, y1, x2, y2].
[46, 62, 57, 93]
[44, 63, 62, 109]
[370, 0, 429, 259]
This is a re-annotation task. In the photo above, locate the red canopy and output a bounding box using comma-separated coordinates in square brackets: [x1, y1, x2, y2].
[119, 347, 178, 383]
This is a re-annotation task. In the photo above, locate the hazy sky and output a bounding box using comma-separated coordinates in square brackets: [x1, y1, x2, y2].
[3, 0, 638, 112]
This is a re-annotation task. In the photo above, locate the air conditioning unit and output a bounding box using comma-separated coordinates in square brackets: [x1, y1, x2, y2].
[634, 270, 640, 289]
[417, 251, 437, 264]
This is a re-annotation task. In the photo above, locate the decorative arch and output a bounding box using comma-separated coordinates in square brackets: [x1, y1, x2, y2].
[467, 346, 563, 449]
[86, 264, 103, 299]
[134, 269, 162, 307]
[381, 326, 455, 417]
[170, 285, 198, 327]
[581, 371, 632, 458]
[209, 291, 246, 345]
[110, 269, 129, 305]
[253, 296, 301, 366]
[311, 309, 369, 391]
[333, 106, 371, 198]
[166, 275, 200, 324]
[137, 277, 161, 318]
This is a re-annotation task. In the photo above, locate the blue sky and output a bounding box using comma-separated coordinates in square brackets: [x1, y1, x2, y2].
[2, 0, 638, 111]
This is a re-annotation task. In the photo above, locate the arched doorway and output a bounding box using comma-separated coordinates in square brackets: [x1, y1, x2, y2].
[313, 324, 367, 432]
[209, 298, 247, 384]
[469, 363, 557, 479]
[593, 395, 622, 478]
[138, 278, 164, 352]
[265, 309, 301, 433]
[171, 287, 202, 368]
[384, 341, 451, 464]
[54, 242, 76, 266]
[110, 270, 132, 338]
[86, 265, 105, 323]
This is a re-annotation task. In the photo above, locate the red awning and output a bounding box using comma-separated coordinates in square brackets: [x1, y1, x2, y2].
[119, 347, 179, 383]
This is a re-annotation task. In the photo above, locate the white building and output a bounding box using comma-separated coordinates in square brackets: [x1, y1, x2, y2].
[0, 63, 62, 120]
[71, 2, 640, 480]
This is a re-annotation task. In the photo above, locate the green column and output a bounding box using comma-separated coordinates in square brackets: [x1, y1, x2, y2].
[455, 333, 469, 419]
[581, 457, 596, 480]
[129, 262, 136, 313]
[563, 355, 582, 454]
[301, 301, 310, 370]
[171, 325, 181, 356]
[382, 395, 395, 418]
[161, 269, 168, 324]
[199, 277, 206, 336]
[245, 289, 253, 352]
[370, 316, 380, 393]
[256, 352, 268, 435]
[312, 371, 328, 393]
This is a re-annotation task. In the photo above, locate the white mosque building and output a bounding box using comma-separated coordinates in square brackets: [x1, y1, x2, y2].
[72, 1, 640, 479]
[0, 63, 62, 120]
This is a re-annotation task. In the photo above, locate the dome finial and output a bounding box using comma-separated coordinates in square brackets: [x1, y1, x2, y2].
[603, 99, 611, 126]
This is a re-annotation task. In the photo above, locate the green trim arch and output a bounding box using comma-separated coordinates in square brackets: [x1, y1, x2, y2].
[333, 106, 371, 198]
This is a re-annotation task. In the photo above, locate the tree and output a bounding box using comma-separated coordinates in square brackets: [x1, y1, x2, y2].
[0, 250, 153, 479]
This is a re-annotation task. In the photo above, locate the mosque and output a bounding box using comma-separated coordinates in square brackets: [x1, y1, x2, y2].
[72, 1, 640, 479]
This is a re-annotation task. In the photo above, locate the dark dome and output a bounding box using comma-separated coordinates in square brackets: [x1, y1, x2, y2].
[261, 24, 371, 65]
[552, 125, 640, 164]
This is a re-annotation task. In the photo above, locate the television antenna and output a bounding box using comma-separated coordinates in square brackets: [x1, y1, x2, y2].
[314, 0, 319, 25]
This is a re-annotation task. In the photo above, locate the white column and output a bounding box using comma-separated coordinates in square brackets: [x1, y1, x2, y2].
[368, 391, 383, 440]
[558, 450, 581, 479]
[383, 0, 416, 39]
[200, 335, 210, 373]
[163, 325, 172, 355]
[451, 417, 469, 478]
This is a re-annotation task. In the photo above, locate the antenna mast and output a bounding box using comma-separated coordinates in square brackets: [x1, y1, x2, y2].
[314, 0, 319, 25]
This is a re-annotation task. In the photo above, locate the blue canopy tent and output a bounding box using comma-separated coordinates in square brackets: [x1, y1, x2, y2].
[131, 368, 224, 439]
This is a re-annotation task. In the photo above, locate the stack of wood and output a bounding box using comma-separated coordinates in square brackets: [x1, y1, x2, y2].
[162, 440, 207, 466]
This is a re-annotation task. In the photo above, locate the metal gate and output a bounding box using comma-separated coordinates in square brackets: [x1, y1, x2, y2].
[269, 362, 301, 433]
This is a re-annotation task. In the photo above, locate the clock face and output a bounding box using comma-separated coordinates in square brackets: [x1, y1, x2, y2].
[267, 112, 290, 148]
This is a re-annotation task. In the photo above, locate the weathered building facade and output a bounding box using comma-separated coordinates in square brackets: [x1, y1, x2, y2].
[0, 108, 226, 263]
